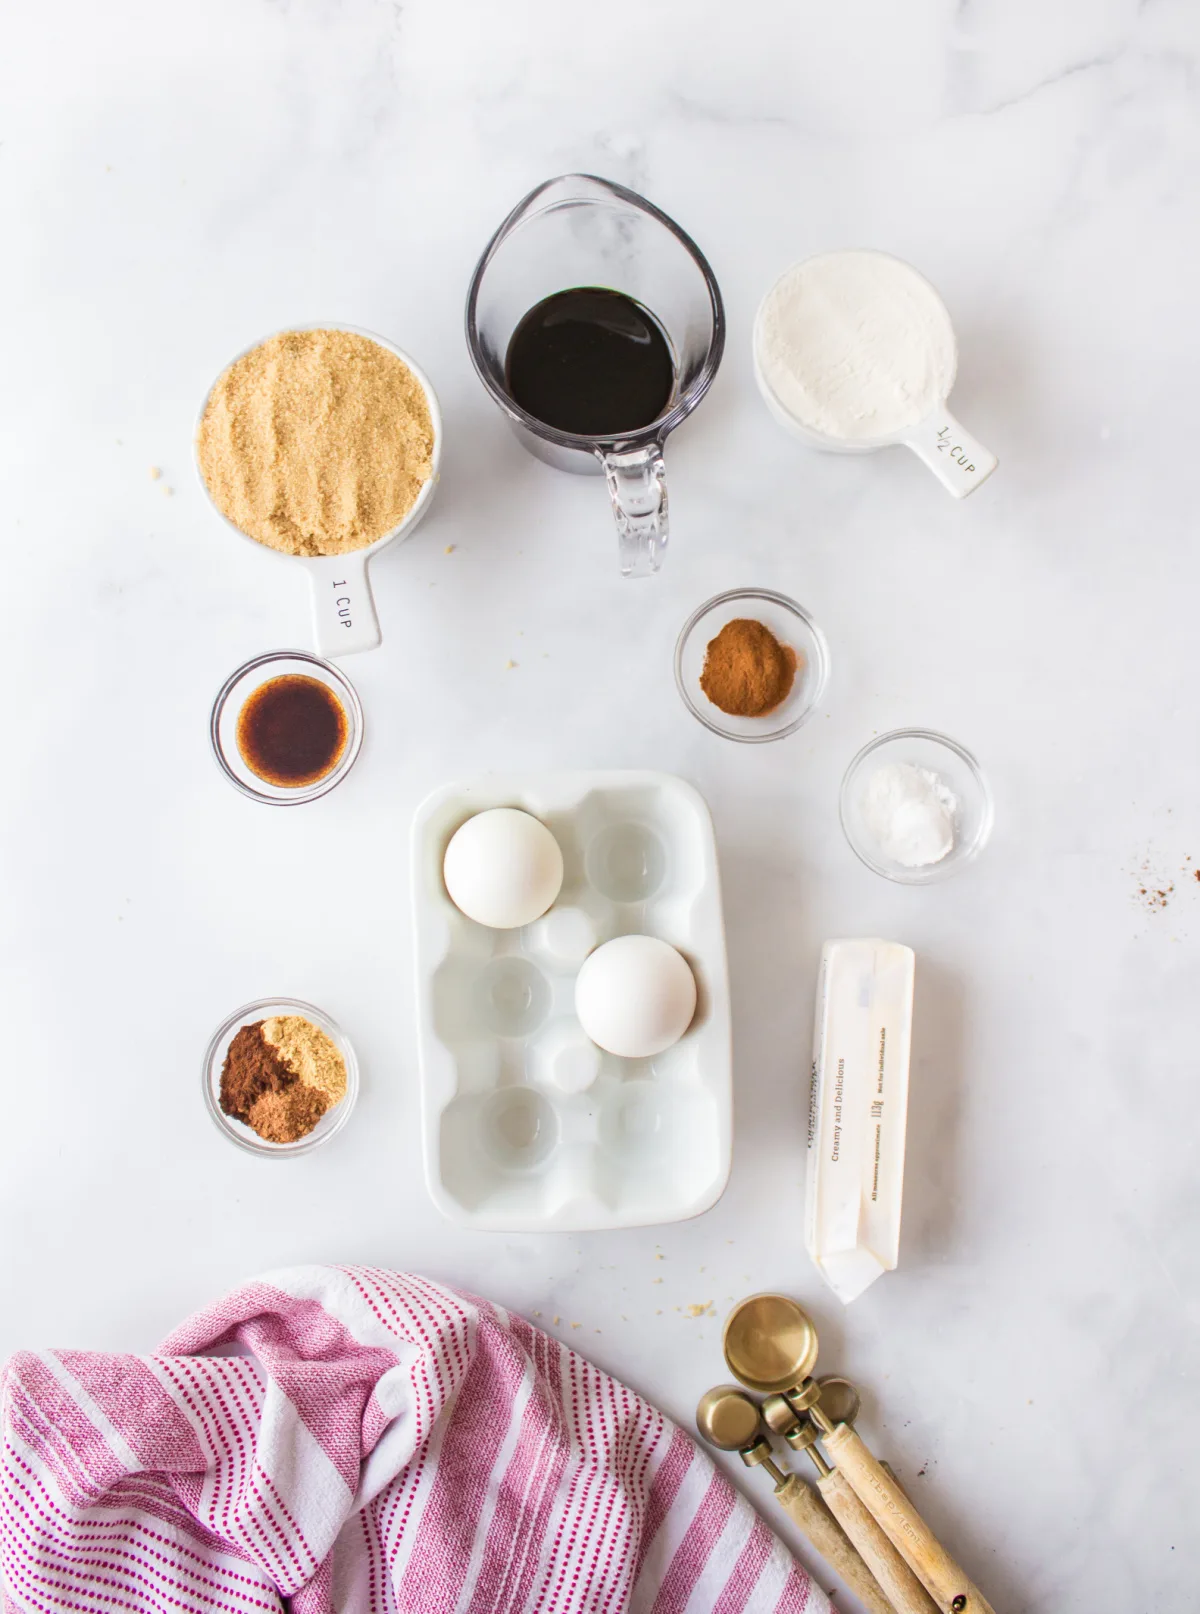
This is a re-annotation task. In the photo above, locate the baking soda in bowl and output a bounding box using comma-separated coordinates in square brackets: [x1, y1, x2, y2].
[754, 249, 997, 497]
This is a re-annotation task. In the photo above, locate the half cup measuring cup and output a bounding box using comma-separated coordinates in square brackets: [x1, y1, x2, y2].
[195, 324, 443, 657]
[753, 250, 997, 499]
[466, 174, 725, 576]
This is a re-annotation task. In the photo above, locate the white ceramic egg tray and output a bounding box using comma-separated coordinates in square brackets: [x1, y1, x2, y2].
[411, 771, 732, 1231]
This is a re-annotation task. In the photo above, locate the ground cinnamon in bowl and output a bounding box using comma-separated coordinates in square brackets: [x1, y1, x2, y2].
[699, 618, 798, 717]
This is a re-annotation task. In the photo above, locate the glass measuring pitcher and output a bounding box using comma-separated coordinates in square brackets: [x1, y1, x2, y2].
[465, 174, 725, 576]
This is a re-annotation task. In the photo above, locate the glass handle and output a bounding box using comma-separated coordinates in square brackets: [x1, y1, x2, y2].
[602, 443, 668, 577]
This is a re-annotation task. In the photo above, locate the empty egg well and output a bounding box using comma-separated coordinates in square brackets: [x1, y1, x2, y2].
[585, 822, 667, 903]
[480, 1086, 559, 1172]
[472, 957, 552, 1038]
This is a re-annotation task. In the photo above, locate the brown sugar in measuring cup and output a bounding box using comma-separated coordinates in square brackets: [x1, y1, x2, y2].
[236, 674, 348, 788]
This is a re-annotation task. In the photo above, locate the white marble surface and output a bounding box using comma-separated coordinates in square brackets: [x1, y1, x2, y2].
[2, 2, 1198, 1608]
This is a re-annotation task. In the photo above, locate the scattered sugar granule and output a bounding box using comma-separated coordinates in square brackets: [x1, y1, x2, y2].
[149, 466, 161, 480]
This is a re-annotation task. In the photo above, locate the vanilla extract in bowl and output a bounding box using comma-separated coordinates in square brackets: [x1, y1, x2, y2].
[211, 650, 363, 804]
[236, 675, 348, 788]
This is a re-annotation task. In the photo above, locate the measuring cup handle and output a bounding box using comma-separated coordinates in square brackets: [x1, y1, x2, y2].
[772, 1476, 894, 1614]
[817, 1469, 939, 1614]
[824, 1424, 998, 1614]
[304, 552, 382, 657]
[903, 406, 997, 498]
[601, 443, 668, 576]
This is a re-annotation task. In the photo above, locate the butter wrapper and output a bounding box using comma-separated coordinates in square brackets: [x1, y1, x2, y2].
[805, 939, 915, 1304]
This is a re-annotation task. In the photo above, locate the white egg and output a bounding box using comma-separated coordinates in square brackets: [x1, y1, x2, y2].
[443, 807, 564, 930]
[575, 935, 697, 1059]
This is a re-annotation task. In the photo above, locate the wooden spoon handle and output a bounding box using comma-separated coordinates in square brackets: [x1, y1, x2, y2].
[824, 1425, 997, 1614]
[817, 1468, 939, 1614]
[772, 1474, 894, 1614]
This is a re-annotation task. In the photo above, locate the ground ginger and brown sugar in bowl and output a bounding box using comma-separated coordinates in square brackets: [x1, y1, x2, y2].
[219, 1014, 348, 1145]
[196, 327, 435, 557]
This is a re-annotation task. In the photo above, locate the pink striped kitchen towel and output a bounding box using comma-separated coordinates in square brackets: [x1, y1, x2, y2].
[0, 1266, 825, 1614]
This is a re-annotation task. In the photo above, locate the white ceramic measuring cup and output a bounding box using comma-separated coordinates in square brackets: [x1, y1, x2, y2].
[194, 324, 443, 656]
[753, 251, 996, 499]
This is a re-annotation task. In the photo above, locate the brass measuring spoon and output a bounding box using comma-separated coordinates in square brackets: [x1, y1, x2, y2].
[763, 1386, 938, 1614]
[816, 1375, 861, 1428]
[723, 1296, 998, 1614]
[696, 1386, 895, 1614]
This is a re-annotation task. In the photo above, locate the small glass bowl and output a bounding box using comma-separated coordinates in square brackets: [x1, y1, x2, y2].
[210, 650, 364, 804]
[203, 996, 359, 1156]
[675, 588, 830, 742]
[840, 729, 993, 885]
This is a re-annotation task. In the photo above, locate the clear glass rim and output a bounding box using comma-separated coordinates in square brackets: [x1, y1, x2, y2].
[193, 322, 444, 558]
[839, 726, 994, 884]
[673, 587, 830, 743]
[209, 649, 365, 805]
[202, 995, 359, 1157]
[464, 173, 726, 451]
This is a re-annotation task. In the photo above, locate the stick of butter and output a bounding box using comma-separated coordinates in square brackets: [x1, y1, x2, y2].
[805, 939, 915, 1304]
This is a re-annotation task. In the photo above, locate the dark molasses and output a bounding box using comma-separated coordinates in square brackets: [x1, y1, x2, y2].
[504, 286, 675, 437]
[236, 675, 348, 788]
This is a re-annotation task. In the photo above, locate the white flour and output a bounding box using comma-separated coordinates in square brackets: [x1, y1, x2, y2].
[862, 762, 957, 868]
[754, 250, 956, 442]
